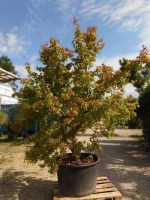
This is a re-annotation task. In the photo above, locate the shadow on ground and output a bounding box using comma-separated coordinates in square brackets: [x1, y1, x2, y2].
[0, 169, 56, 200]
[98, 140, 150, 200]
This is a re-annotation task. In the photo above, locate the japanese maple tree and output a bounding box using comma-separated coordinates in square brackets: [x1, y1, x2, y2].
[17, 20, 148, 173]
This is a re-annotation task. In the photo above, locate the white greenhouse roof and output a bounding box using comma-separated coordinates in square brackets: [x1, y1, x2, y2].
[0, 67, 20, 82]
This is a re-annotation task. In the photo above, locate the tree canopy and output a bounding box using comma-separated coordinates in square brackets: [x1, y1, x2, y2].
[15, 20, 149, 173]
[0, 55, 17, 75]
[119, 47, 150, 95]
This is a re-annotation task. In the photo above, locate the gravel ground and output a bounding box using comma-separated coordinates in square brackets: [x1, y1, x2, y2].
[99, 129, 150, 200]
[0, 129, 150, 200]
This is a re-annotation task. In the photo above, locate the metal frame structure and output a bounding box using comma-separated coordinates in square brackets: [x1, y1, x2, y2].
[0, 67, 20, 105]
[0, 68, 20, 82]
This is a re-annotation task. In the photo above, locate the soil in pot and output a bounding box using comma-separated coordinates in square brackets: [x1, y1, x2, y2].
[57, 153, 99, 197]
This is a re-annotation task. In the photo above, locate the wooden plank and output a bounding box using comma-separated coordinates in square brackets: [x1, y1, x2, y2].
[96, 183, 114, 189]
[54, 191, 122, 200]
[97, 180, 111, 184]
[96, 186, 116, 193]
[94, 187, 117, 194]
[53, 176, 122, 200]
[97, 176, 108, 180]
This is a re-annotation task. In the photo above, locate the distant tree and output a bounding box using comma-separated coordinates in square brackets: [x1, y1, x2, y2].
[119, 48, 150, 95]
[138, 86, 150, 146]
[120, 47, 150, 146]
[0, 55, 17, 75]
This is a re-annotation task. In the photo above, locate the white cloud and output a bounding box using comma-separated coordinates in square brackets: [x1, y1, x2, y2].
[29, 55, 38, 66]
[122, 19, 142, 30]
[56, 0, 78, 21]
[0, 28, 27, 55]
[25, 0, 78, 37]
[80, 0, 150, 48]
[15, 55, 39, 78]
[138, 14, 150, 48]
[26, 0, 57, 34]
[25, 0, 150, 49]
[57, 0, 73, 11]
[124, 83, 139, 98]
[95, 52, 137, 70]
[15, 65, 28, 78]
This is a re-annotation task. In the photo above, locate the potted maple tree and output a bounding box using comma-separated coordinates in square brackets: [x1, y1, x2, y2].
[16, 19, 149, 197]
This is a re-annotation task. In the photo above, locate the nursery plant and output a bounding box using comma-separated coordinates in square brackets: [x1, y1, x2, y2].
[17, 19, 149, 174]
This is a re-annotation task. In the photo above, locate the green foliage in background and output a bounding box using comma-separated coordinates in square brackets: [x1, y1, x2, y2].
[120, 47, 150, 144]
[0, 55, 17, 75]
[0, 111, 7, 125]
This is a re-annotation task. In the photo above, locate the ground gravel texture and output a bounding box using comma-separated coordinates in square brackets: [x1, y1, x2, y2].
[0, 129, 150, 200]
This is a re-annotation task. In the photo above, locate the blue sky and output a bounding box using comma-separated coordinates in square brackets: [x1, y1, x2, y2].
[0, 0, 150, 96]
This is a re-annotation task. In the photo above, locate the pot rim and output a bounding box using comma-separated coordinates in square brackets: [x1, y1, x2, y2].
[59, 152, 100, 168]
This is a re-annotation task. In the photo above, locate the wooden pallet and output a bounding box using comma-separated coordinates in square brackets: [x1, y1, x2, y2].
[53, 176, 122, 200]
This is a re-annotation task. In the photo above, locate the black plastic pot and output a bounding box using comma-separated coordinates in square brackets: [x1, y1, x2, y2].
[57, 153, 99, 197]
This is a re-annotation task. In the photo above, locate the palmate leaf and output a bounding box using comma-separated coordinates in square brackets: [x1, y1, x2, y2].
[16, 20, 150, 173]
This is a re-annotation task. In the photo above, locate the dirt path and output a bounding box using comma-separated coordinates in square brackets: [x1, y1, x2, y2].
[0, 129, 150, 200]
[0, 144, 56, 200]
[98, 129, 150, 200]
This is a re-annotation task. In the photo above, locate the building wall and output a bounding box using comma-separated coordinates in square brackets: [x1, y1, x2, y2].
[0, 83, 18, 104]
